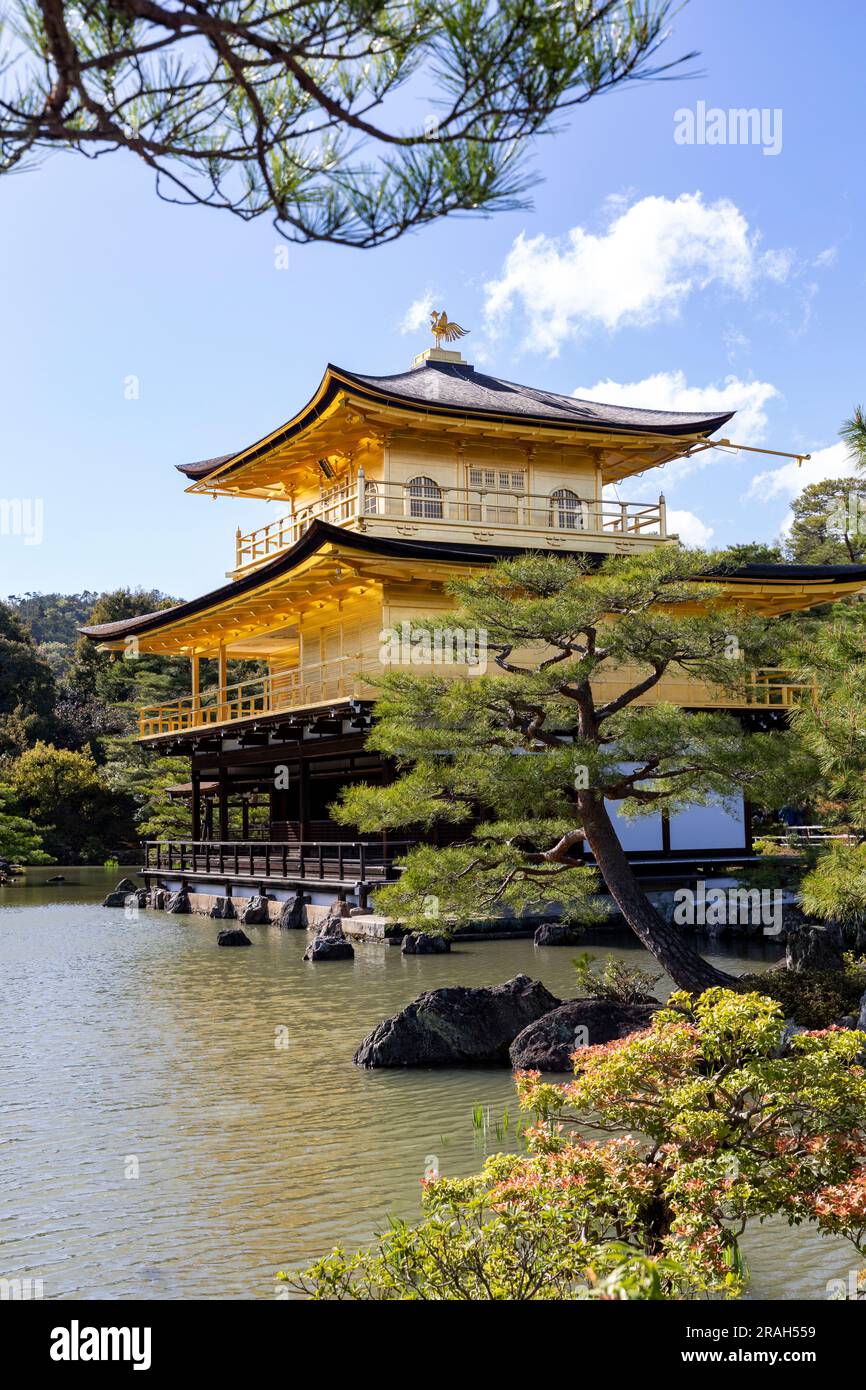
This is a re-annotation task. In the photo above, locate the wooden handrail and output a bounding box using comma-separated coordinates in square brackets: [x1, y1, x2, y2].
[234, 485, 670, 569]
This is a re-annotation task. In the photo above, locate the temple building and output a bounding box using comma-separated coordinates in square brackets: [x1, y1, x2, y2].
[81, 322, 866, 912]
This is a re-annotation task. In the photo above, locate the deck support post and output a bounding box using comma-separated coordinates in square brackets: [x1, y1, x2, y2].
[217, 644, 227, 722]
[218, 766, 229, 841]
[298, 758, 309, 840]
[191, 768, 202, 841]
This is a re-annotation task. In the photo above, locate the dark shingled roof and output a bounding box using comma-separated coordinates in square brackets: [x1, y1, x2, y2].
[176, 360, 736, 482]
[79, 520, 866, 643]
[339, 361, 735, 434]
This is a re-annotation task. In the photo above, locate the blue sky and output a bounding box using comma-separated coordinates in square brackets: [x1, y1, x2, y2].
[1, 0, 864, 600]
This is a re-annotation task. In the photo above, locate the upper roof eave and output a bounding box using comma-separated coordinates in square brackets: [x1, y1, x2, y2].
[177, 361, 735, 490]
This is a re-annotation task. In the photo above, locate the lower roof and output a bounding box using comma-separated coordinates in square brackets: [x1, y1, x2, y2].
[79, 519, 866, 642]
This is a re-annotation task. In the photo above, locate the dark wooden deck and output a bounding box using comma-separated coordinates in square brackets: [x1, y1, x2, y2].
[142, 839, 415, 892]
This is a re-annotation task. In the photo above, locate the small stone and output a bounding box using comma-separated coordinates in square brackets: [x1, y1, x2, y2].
[278, 891, 308, 930]
[401, 931, 450, 954]
[209, 896, 236, 920]
[218, 928, 252, 947]
[533, 922, 584, 947]
[238, 894, 271, 925]
[785, 922, 845, 973]
[304, 917, 355, 961]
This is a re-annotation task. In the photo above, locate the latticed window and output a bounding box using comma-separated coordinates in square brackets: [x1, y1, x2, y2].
[468, 467, 525, 491]
[548, 488, 584, 530]
[407, 475, 443, 519]
[363, 479, 379, 515]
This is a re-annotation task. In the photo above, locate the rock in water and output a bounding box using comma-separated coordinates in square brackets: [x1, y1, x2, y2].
[164, 890, 190, 914]
[533, 922, 584, 947]
[354, 974, 561, 1068]
[238, 895, 271, 925]
[209, 897, 236, 920]
[509, 998, 656, 1072]
[785, 922, 845, 973]
[304, 916, 355, 961]
[102, 877, 140, 907]
[278, 891, 308, 930]
[218, 928, 251, 947]
[401, 931, 450, 955]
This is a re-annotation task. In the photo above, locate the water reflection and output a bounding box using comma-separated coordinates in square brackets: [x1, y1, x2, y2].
[0, 869, 854, 1300]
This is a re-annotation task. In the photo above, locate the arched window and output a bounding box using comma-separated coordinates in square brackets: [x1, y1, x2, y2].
[548, 488, 584, 530]
[362, 479, 379, 515]
[407, 475, 443, 520]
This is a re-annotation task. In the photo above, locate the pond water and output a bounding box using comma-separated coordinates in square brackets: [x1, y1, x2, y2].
[0, 867, 855, 1300]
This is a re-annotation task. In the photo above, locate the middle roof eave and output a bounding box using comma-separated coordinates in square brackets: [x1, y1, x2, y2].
[79, 518, 866, 646]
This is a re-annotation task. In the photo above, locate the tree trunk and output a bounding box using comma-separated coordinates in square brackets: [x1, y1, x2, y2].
[579, 794, 735, 993]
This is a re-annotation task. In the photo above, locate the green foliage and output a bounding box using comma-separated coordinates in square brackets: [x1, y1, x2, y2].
[572, 953, 661, 1005]
[717, 541, 784, 566]
[800, 842, 866, 927]
[736, 963, 866, 1029]
[336, 551, 813, 977]
[7, 741, 136, 862]
[0, 1, 695, 248]
[785, 478, 866, 565]
[0, 600, 57, 755]
[0, 785, 52, 863]
[284, 990, 866, 1299]
[784, 602, 866, 827]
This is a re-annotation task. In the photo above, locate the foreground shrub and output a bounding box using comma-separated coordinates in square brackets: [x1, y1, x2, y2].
[737, 959, 866, 1028]
[282, 990, 866, 1299]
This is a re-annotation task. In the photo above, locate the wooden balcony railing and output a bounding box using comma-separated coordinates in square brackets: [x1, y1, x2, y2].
[139, 658, 816, 739]
[139, 659, 381, 737]
[143, 838, 415, 885]
[233, 473, 669, 572]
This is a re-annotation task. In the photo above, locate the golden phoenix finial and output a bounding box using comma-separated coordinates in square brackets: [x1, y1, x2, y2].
[430, 309, 469, 349]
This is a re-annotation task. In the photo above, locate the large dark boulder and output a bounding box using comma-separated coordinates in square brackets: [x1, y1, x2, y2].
[278, 891, 308, 930]
[401, 931, 450, 955]
[786, 922, 845, 973]
[304, 916, 355, 961]
[218, 928, 251, 947]
[209, 896, 236, 920]
[238, 894, 271, 925]
[354, 974, 561, 1068]
[534, 922, 584, 947]
[165, 890, 190, 914]
[509, 998, 656, 1072]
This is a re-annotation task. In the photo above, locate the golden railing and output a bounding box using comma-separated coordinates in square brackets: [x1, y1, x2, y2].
[234, 477, 669, 571]
[139, 660, 815, 738]
[138, 659, 382, 738]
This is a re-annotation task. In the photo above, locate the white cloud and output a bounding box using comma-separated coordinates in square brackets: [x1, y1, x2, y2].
[666, 510, 714, 547]
[575, 370, 778, 448]
[483, 193, 791, 355]
[400, 289, 437, 335]
[746, 441, 856, 507]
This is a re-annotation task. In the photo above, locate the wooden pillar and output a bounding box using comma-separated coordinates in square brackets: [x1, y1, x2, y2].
[217, 644, 227, 721]
[298, 757, 309, 841]
[191, 767, 202, 842]
[191, 652, 200, 718]
[241, 797, 249, 840]
[659, 492, 667, 538]
[218, 766, 229, 841]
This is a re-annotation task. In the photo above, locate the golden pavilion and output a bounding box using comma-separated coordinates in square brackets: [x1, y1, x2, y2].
[81, 322, 866, 910]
